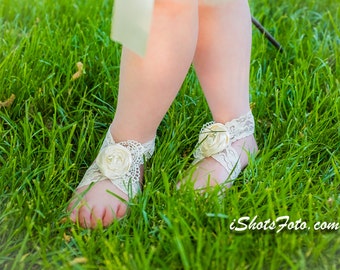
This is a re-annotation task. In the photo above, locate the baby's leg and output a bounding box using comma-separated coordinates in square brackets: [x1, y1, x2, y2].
[111, 0, 199, 142]
[186, 0, 258, 188]
[69, 0, 198, 228]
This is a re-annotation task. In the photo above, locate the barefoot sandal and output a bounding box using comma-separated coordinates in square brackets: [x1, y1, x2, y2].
[77, 128, 155, 198]
[193, 111, 255, 183]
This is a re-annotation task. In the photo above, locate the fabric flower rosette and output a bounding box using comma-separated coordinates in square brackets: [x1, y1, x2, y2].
[96, 144, 133, 179]
[95, 141, 145, 197]
[193, 122, 231, 163]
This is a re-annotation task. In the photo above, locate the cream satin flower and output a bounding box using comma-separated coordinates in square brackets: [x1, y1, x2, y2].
[198, 123, 230, 157]
[96, 144, 132, 179]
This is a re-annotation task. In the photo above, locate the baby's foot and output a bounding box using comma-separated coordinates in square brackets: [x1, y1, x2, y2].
[178, 111, 257, 190]
[181, 134, 257, 189]
[67, 128, 155, 228]
[68, 180, 129, 228]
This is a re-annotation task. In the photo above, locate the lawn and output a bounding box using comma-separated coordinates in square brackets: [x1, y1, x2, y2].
[0, 0, 339, 269]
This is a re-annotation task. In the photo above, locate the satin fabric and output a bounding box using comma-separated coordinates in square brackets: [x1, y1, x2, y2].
[111, 0, 154, 56]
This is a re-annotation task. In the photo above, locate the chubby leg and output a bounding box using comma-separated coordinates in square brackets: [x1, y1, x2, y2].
[68, 0, 198, 228]
[112, 0, 199, 143]
[182, 0, 258, 189]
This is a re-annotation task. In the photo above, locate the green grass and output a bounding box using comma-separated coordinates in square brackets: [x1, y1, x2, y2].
[0, 0, 339, 269]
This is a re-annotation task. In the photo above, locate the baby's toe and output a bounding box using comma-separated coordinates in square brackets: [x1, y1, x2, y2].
[78, 205, 92, 228]
[116, 203, 128, 219]
[68, 202, 77, 222]
[102, 207, 116, 227]
[90, 206, 106, 228]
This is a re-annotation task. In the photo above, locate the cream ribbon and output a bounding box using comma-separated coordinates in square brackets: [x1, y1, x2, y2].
[111, 0, 155, 56]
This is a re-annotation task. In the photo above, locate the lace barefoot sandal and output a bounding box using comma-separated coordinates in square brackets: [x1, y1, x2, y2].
[76, 128, 155, 198]
[191, 111, 255, 185]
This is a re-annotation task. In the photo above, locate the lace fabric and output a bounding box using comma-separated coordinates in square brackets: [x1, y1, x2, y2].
[77, 129, 155, 198]
[193, 111, 255, 181]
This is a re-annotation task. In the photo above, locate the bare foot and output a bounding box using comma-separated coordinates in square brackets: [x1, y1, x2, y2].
[67, 127, 154, 229]
[179, 134, 258, 189]
[68, 180, 129, 228]
[68, 158, 147, 228]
